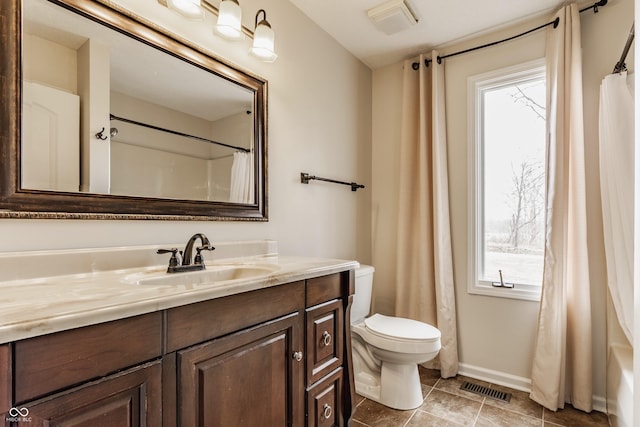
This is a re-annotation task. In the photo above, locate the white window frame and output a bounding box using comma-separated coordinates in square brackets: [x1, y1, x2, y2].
[467, 59, 545, 302]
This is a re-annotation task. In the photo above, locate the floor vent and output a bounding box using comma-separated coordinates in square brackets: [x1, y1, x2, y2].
[460, 381, 512, 403]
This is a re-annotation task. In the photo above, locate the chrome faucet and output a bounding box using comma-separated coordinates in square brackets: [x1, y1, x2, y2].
[157, 233, 215, 273]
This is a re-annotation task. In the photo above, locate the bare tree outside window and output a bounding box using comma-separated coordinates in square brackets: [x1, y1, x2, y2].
[507, 160, 544, 250]
[506, 82, 546, 251]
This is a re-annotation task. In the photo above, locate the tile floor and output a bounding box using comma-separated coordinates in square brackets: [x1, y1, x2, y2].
[351, 368, 611, 427]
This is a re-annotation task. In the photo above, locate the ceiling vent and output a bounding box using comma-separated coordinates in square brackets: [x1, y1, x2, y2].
[367, 0, 419, 35]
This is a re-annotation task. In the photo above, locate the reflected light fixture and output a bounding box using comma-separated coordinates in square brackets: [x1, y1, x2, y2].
[215, 0, 244, 40]
[249, 9, 277, 62]
[167, 0, 205, 20]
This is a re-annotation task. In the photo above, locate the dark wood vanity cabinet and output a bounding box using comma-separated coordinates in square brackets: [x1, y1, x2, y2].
[2, 270, 355, 426]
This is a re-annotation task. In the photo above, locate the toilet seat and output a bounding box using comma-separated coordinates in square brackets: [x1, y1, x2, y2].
[365, 314, 441, 342]
[353, 313, 441, 354]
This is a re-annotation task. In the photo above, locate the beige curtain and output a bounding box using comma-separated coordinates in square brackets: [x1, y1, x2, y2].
[395, 51, 458, 378]
[530, 4, 593, 412]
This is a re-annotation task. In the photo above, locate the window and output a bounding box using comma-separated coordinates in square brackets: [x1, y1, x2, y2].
[468, 59, 546, 301]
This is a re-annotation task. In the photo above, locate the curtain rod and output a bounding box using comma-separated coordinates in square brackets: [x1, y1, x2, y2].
[109, 113, 251, 153]
[412, 0, 608, 70]
[613, 22, 634, 73]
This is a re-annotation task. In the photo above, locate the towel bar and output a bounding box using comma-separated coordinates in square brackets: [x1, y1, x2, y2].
[300, 172, 365, 192]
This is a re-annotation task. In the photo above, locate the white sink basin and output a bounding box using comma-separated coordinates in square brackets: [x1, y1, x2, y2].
[123, 264, 280, 286]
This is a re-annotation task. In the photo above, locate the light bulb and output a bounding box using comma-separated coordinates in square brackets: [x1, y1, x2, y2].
[250, 11, 277, 62]
[167, 0, 204, 20]
[215, 0, 244, 40]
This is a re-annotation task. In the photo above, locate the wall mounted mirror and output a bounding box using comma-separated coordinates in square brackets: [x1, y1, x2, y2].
[0, 0, 268, 220]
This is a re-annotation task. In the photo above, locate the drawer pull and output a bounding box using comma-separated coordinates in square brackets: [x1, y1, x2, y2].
[292, 351, 303, 362]
[322, 331, 332, 346]
[322, 404, 332, 419]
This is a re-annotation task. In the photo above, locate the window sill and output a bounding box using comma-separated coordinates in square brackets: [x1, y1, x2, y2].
[468, 282, 541, 302]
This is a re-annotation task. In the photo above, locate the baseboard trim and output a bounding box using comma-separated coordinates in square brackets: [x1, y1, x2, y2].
[457, 363, 607, 414]
[458, 363, 532, 393]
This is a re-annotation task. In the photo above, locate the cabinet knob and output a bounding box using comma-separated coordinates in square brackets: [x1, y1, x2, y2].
[323, 404, 332, 419]
[322, 331, 332, 346]
[292, 351, 303, 362]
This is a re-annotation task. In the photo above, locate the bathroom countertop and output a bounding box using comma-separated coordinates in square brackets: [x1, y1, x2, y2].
[0, 254, 358, 344]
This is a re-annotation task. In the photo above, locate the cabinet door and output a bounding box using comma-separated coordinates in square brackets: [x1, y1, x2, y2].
[306, 300, 344, 385]
[306, 368, 343, 427]
[178, 312, 304, 427]
[16, 361, 161, 426]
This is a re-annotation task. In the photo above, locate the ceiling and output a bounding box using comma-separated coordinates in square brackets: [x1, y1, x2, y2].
[289, 0, 573, 69]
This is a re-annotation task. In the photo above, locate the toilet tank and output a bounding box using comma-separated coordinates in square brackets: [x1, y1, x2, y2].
[352, 264, 375, 324]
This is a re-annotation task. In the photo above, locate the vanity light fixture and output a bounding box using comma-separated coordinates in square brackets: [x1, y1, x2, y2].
[166, 0, 205, 20]
[157, 0, 277, 62]
[215, 0, 244, 40]
[249, 9, 277, 62]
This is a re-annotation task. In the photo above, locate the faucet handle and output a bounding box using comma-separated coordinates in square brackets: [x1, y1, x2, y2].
[157, 248, 181, 268]
[194, 245, 215, 265]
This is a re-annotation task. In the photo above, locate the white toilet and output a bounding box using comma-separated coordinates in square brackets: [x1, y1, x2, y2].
[351, 264, 441, 410]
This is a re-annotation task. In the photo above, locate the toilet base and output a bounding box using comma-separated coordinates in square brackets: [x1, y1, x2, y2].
[380, 362, 424, 410]
[354, 360, 424, 411]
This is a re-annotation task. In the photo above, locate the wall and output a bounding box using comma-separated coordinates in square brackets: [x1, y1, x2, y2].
[1, 0, 372, 265]
[372, 0, 633, 407]
[23, 33, 77, 93]
[110, 91, 218, 200]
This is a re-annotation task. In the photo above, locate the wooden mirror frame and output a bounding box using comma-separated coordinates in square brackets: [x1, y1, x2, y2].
[0, 0, 268, 221]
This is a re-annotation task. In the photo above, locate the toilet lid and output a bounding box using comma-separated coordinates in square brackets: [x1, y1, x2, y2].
[364, 314, 441, 342]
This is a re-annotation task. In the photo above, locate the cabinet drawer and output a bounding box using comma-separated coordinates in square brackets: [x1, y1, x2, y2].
[306, 300, 343, 385]
[166, 281, 304, 352]
[14, 312, 162, 403]
[306, 274, 342, 307]
[306, 368, 343, 427]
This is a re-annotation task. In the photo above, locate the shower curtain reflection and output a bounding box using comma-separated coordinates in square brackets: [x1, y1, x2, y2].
[230, 151, 254, 204]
